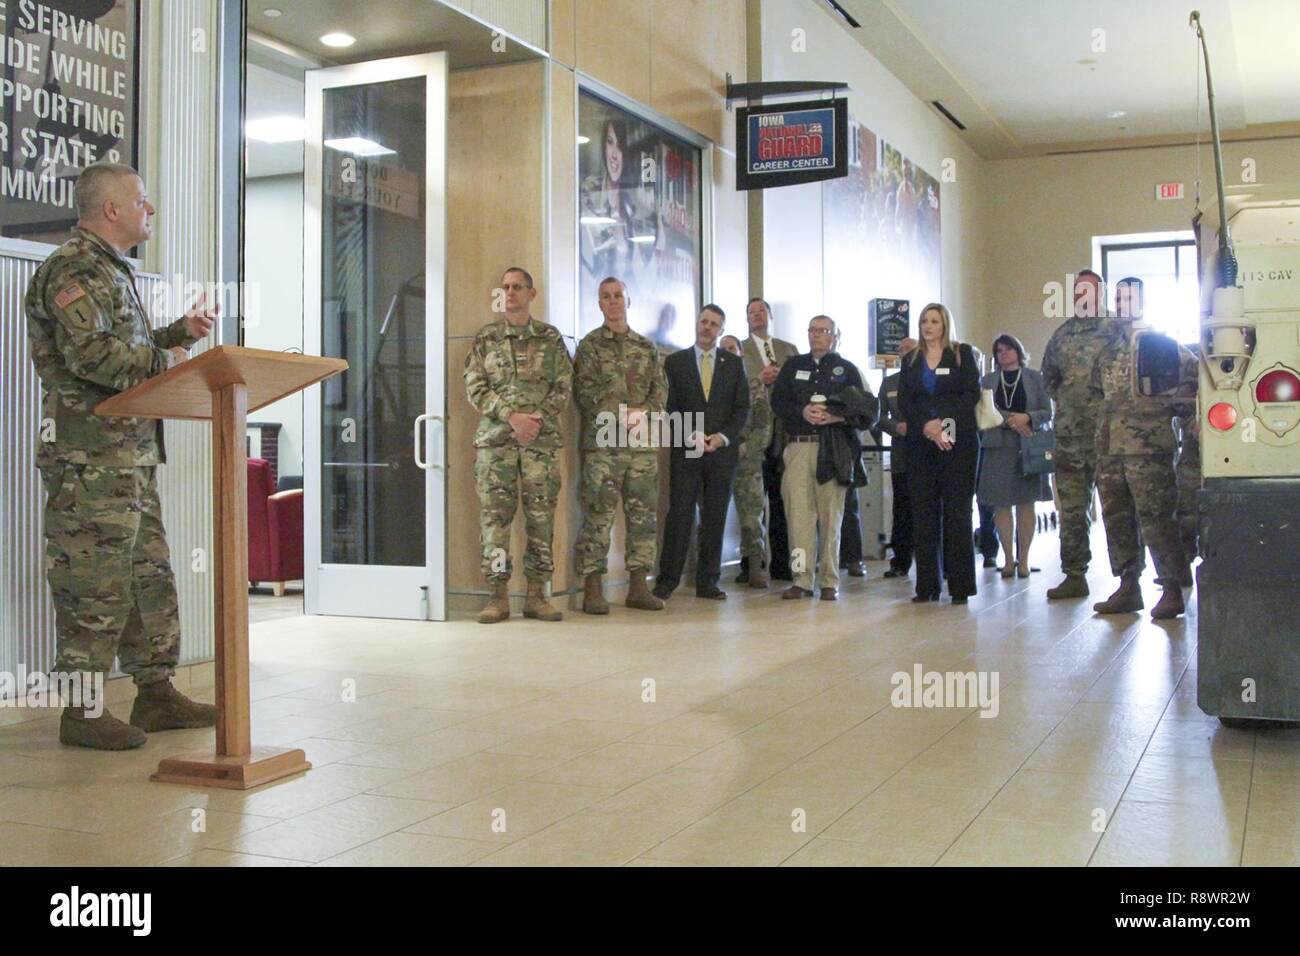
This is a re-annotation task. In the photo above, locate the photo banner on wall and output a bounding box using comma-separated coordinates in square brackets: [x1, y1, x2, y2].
[735, 97, 847, 190]
[822, 115, 941, 369]
[1, 0, 140, 246]
[578, 90, 702, 347]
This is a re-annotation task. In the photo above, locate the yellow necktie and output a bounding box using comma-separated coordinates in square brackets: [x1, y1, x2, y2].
[700, 351, 713, 400]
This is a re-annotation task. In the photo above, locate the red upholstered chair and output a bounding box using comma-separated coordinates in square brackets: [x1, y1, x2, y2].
[247, 458, 304, 595]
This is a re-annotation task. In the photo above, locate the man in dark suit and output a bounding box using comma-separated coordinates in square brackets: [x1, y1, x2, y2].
[880, 337, 917, 577]
[741, 298, 799, 582]
[654, 304, 750, 600]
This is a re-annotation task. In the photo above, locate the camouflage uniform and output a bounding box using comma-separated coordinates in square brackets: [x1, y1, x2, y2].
[25, 227, 196, 684]
[1090, 324, 1197, 582]
[573, 325, 667, 575]
[1173, 411, 1201, 561]
[1041, 315, 1115, 576]
[732, 371, 773, 566]
[464, 317, 573, 584]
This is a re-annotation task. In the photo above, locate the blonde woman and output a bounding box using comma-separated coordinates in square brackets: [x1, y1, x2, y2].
[896, 303, 981, 604]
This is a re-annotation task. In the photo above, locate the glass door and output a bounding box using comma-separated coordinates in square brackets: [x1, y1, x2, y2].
[304, 54, 447, 620]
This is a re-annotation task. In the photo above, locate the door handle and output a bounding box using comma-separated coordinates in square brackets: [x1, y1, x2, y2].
[413, 414, 445, 470]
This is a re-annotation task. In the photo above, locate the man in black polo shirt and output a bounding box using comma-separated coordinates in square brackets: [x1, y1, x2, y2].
[771, 315, 868, 600]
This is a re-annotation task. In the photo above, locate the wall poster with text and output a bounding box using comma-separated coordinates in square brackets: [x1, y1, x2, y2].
[578, 89, 701, 349]
[1, 0, 140, 246]
[822, 116, 941, 370]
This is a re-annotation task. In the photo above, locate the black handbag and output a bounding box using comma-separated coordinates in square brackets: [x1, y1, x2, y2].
[1019, 429, 1057, 476]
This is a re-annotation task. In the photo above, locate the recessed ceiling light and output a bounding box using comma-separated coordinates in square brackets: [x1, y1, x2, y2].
[629, 235, 656, 244]
[320, 32, 356, 48]
[247, 116, 305, 143]
[263, 8, 282, 17]
[577, 135, 590, 144]
[324, 136, 394, 157]
[1107, 110, 1127, 119]
[579, 215, 616, 225]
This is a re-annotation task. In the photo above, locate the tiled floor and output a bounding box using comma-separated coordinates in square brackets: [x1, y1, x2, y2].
[2, 533, 1297, 867]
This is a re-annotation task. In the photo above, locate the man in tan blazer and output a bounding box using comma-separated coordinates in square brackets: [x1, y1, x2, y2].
[740, 297, 799, 582]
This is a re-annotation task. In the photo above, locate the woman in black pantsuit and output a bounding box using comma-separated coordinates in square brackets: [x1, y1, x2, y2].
[898, 303, 981, 604]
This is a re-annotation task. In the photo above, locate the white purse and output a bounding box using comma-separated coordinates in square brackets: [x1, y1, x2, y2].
[975, 389, 1004, 430]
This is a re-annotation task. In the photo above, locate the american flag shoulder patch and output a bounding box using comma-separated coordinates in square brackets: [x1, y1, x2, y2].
[53, 285, 87, 309]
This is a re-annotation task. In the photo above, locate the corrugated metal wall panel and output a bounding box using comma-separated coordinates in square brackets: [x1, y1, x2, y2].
[0, 255, 54, 686]
[0, 0, 220, 697]
[149, 0, 219, 666]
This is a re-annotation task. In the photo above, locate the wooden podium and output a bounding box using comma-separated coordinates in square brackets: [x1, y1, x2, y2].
[96, 345, 347, 789]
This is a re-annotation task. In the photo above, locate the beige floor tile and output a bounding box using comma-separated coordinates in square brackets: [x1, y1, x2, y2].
[338, 728, 506, 771]
[214, 793, 451, 863]
[639, 807, 815, 867]
[163, 849, 311, 866]
[624, 710, 762, 750]
[407, 780, 615, 844]
[1092, 799, 1244, 866]
[487, 719, 642, 761]
[781, 836, 948, 867]
[4, 526, 1272, 867]
[821, 781, 989, 849]
[367, 751, 555, 803]
[471, 809, 668, 866]
[938, 816, 1101, 866]
[531, 741, 697, 790]
[1145, 720, 1255, 761]
[316, 832, 499, 866]
[980, 769, 1130, 827]
[1124, 754, 1251, 809]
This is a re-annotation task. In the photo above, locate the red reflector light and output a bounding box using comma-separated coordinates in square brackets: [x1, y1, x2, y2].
[1256, 368, 1300, 403]
[1207, 403, 1238, 431]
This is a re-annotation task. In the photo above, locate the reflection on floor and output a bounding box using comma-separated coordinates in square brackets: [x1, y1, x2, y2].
[2, 535, 1297, 867]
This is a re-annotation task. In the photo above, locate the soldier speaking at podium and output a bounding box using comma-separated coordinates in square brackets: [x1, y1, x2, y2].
[25, 163, 219, 750]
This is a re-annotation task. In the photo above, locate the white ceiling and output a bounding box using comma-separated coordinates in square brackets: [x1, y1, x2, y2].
[836, 0, 1300, 157]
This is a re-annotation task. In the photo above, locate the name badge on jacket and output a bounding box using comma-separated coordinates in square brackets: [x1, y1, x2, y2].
[936, 368, 950, 376]
[795, 370, 812, 380]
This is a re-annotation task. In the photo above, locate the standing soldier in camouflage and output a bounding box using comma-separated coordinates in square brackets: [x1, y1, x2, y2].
[573, 277, 667, 613]
[464, 267, 573, 625]
[722, 334, 773, 587]
[1090, 278, 1196, 619]
[25, 163, 218, 750]
[1041, 269, 1115, 599]
[1172, 346, 1202, 566]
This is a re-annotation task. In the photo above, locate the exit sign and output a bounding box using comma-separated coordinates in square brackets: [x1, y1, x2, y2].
[1156, 182, 1185, 201]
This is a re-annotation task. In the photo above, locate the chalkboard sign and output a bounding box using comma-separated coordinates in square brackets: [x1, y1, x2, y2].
[1, 0, 140, 246]
[870, 297, 910, 368]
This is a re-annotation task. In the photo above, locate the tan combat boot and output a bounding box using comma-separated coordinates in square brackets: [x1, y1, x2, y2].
[625, 569, 664, 611]
[583, 573, 610, 615]
[748, 560, 769, 589]
[1150, 585, 1186, 620]
[1046, 574, 1089, 600]
[129, 681, 217, 731]
[523, 579, 563, 621]
[1093, 571, 1143, 614]
[60, 706, 147, 750]
[477, 581, 511, 624]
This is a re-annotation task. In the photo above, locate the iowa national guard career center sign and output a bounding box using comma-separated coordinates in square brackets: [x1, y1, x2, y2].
[736, 98, 847, 191]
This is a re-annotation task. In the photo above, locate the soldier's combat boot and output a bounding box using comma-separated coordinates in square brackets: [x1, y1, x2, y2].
[60, 706, 147, 750]
[625, 569, 664, 610]
[1150, 585, 1186, 620]
[477, 582, 511, 624]
[129, 681, 217, 732]
[583, 573, 610, 615]
[523, 579, 563, 621]
[749, 563, 769, 589]
[1046, 574, 1089, 600]
[1093, 572, 1143, 614]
